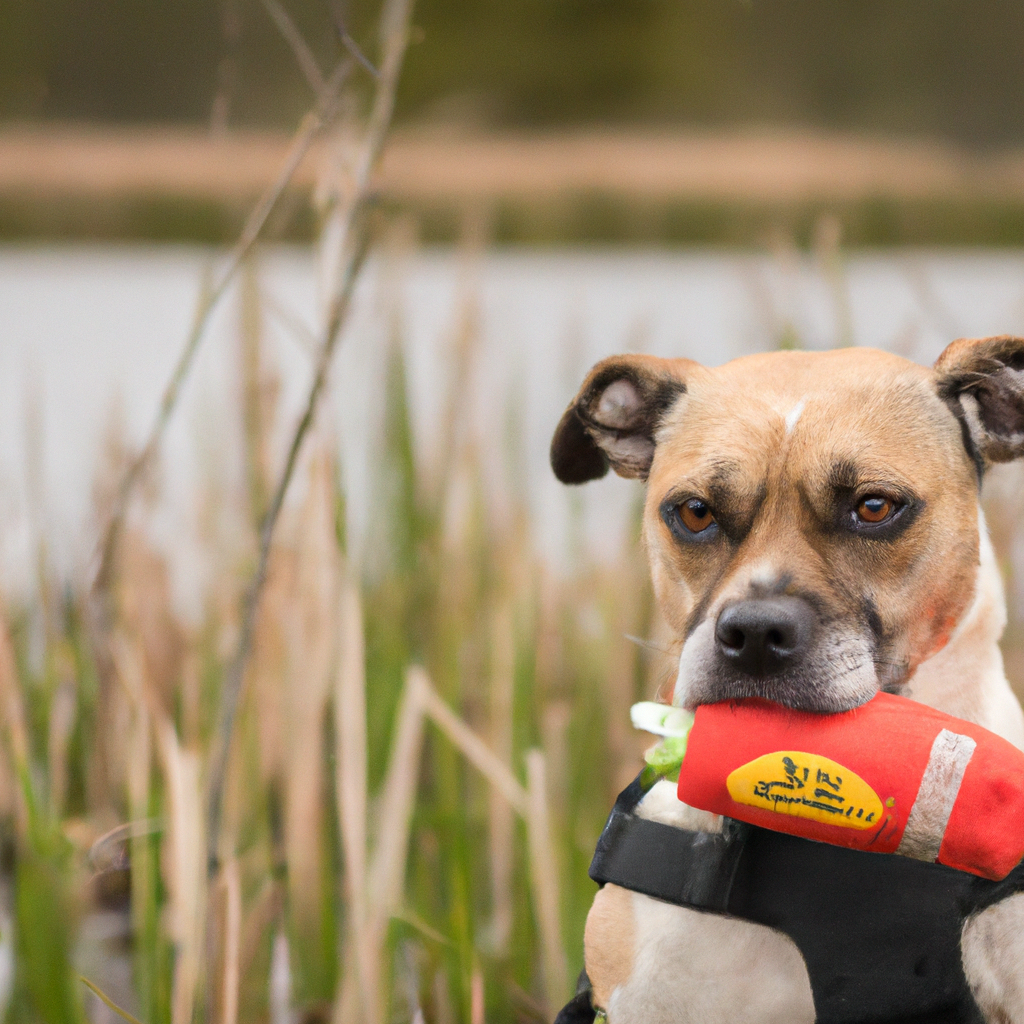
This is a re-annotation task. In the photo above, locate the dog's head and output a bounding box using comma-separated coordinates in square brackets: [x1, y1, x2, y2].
[551, 337, 1024, 713]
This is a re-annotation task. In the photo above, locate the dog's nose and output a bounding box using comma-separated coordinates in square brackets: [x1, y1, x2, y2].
[715, 598, 814, 677]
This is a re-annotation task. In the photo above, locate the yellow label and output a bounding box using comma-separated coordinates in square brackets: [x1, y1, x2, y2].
[726, 751, 885, 830]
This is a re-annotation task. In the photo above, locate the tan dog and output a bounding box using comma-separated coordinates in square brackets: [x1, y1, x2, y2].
[551, 338, 1024, 1024]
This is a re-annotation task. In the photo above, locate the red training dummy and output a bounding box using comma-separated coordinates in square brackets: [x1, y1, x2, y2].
[674, 692, 1024, 880]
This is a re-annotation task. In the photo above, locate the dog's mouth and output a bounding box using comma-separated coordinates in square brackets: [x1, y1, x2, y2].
[674, 616, 884, 715]
[684, 669, 878, 715]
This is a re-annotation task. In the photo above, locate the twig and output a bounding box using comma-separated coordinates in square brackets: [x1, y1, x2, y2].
[262, 287, 319, 355]
[91, 59, 351, 601]
[328, 0, 381, 79]
[79, 977, 146, 1024]
[337, 27, 381, 80]
[260, 0, 327, 95]
[206, 230, 369, 872]
[206, 0, 415, 875]
[525, 750, 568, 1014]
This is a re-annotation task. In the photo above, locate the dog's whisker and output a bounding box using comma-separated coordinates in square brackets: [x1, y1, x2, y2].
[624, 633, 675, 656]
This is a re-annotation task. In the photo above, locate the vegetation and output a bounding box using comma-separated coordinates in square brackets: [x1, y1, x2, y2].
[0, 3, 663, 1021]
[6, 221, 1024, 1024]
[0, 241, 668, 1022]
[4, 0, 1024, 146]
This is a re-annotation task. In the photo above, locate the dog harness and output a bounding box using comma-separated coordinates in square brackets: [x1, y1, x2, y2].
[558, 774, 1024, 1024]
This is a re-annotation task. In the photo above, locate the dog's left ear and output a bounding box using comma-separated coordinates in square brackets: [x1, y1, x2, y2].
[935, 335, 1024, 468]
[550, 354, 691, 484]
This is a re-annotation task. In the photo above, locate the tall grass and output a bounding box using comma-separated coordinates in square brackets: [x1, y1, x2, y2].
[0, 231, 672, 1024]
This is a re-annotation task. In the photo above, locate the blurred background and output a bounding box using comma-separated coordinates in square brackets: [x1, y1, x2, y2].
[5, 2, 1024, 1023]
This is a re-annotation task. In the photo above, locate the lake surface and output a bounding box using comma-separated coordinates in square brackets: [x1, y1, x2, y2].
[3, 245, 1024, 616]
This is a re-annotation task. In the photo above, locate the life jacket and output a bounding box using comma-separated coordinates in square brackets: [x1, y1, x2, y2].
[556, 773, 1024, 1024]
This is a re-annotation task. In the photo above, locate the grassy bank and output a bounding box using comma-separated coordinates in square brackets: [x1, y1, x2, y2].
[9, 190, 1024, 248]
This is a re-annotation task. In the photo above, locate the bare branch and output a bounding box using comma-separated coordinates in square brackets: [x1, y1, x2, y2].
[91, 61, 351, 601]
[206, 0, 415, 876]
[328, 0, 381, 79]
[260, 0, 327, 96]
[337, 27, 381, 80]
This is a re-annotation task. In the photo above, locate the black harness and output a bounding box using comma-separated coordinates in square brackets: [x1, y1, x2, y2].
[557, 775, 1024, 1024]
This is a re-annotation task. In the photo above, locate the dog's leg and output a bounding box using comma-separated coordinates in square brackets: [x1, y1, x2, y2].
[586, 885, 816, 1024]
[963, 894, 1024, 1023]
[585, 782, 816, 1024]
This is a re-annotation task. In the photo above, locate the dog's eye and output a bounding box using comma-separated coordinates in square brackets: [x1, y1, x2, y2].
[661, 496, 720, 543]
[856, 495, 894, 524]
[680, 498, 715, 533]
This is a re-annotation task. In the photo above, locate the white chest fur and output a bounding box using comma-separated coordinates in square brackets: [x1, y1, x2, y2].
[585, 780, 816, 1024]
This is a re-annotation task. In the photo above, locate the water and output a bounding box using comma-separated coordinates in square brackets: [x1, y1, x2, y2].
[3, 244, 1024, 617]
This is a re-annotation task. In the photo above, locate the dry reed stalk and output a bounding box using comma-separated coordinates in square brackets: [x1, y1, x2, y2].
[269, 930, 292, 1024]
[432, 970, 455, 1024]
[334, 576, 380, 1024]
[418, 676, 570, 1013]
[601, 572, 644, 794]
[121, 636, 154, 980]
[180, 648, 202, 750]
[156, 719, 207, 1024]
[219, 858, 241, 1024]
[0, 599, 29, 835]
[336, 664, 428, 1024]
[539, 700, 571, 819]
[419, 679, 527, 816]
[470, 967, 484, 1024]
[282, 451, 338, 932]
[238, 877, 284, 983]
[525, 750, 568, 1015]
[110, 631, 206, 1023]
[46, 650, 78, 819]
[487, 603, 515, 955]
[207, 0, 414, 874]
[249, 550, 291, 785]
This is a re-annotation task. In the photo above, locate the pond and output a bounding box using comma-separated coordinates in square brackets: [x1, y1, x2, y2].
[3, 244, 1024, 614]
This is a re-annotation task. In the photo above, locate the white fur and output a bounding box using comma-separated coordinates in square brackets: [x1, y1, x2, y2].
[784, 398, 807, 434]
[906, 512, 1024, 747]
[605, 889, 815, 1024]
[963, 894, 1024, 1020]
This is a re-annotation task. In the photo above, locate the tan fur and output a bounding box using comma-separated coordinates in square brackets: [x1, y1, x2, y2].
[556, 342, 1024, 1023]
[643, 350, 979, 706]
[584, 884, 637, 1008]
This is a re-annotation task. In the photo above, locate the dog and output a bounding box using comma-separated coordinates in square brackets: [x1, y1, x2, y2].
[550, 337, 1024, 1024]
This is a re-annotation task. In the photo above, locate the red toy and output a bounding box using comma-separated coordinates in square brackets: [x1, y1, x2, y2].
[673, 692, 1024, 880]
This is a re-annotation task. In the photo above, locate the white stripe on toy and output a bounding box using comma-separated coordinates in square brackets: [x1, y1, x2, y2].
[897, 729, 977, 862]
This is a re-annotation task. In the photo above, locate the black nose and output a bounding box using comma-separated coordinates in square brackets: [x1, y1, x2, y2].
[715, 598, 815, 677]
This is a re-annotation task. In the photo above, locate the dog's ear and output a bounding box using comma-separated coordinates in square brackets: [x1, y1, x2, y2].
[935, 335, 1024, 470]
[550, 355, 691, 484]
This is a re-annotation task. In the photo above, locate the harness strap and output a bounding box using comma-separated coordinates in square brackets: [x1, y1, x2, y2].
[589, 775, 996, 1024]
[589, 775, 749, 912]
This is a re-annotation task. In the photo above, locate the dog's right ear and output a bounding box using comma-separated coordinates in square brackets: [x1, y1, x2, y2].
[550, 355, 691, 484]
[934, 335, 1024, 470]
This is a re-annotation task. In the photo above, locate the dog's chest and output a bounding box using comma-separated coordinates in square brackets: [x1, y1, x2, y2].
[588, 781, 816, 1024]
[596, 886, 816, 1024]
[587, 780, 1024, 1024]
